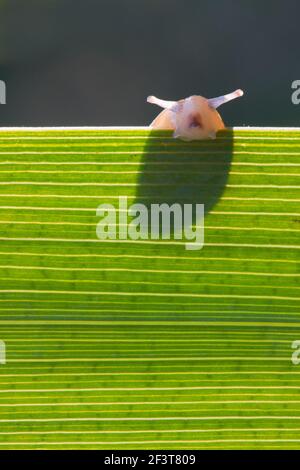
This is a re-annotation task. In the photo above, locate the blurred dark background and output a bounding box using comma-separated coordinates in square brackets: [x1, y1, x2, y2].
[0, 0, 299, 126]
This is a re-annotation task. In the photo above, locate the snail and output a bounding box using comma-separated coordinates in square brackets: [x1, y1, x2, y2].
[147, 89, 244, 141]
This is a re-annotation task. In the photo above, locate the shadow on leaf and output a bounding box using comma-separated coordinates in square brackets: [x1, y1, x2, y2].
[134, 129, 233, 238]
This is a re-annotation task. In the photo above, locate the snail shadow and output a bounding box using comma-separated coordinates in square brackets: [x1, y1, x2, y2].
[134, 129, 233, 236]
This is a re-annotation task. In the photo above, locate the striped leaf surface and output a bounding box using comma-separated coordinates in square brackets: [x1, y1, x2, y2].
[0, 127, 299, 449]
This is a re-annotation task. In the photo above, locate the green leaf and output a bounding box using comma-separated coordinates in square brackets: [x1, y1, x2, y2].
[0, 127, 299, 449]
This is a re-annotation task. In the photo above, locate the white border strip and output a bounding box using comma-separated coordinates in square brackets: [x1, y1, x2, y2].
[0, 126, 299, 132]
[0, 127, 151, 131]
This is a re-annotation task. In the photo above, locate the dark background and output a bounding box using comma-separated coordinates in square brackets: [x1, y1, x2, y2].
[0, 0, 299, 127]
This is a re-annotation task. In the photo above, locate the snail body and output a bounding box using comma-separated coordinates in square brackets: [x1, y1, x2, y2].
[147, 89, 243, 141]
